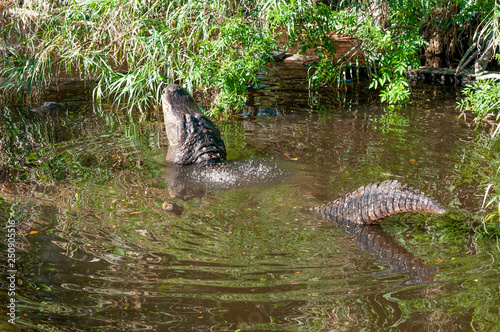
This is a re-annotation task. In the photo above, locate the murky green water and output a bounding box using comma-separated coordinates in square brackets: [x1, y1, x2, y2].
[1, 63, 499, 331]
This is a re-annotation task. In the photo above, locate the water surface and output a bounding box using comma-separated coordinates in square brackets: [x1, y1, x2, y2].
[1, 63, 498, 331]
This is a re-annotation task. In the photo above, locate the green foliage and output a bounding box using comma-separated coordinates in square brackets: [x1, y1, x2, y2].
[457, 79, 500, 127]
[1, 0, 280, 115]
[2, 0, 499, 112]
[285, 3, 340, 59]
[279, 1, 426, 104]
[365, 27, 424, 104]
[378, 77, 411, 104]
[453, 134, 500, 234]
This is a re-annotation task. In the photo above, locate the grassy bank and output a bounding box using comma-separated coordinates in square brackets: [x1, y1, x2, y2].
[1, 0, 499, 113]
[1, 0, 289, 115]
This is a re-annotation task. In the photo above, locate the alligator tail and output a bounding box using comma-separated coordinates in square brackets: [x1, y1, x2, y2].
[312, 180, 446, 224]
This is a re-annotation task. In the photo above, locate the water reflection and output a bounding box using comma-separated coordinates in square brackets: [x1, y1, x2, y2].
[1, 199, 423, 331]
[321, 216, 439, 286]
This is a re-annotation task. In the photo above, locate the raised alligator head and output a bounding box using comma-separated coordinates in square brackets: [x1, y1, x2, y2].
[162, 84, 227, 165]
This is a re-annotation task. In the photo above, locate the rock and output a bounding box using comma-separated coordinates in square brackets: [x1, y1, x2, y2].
[162, 201, 184, 216]
[271, 50, 290, 62]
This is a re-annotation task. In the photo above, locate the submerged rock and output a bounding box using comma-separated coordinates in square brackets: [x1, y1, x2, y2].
[162, 201, 184, 216]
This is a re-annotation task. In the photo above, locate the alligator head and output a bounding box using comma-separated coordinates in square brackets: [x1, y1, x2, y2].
[162, 84, 227, 165]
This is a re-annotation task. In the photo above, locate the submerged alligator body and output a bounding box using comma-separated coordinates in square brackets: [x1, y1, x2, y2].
[161, 84, 446, 224]
[313, 180, 446, 224]
[164, 159, 289, 201]
[162, 84, 226, 165]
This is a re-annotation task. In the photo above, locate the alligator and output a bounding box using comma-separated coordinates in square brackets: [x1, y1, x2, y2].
[161, 84, 446, 224]
[162, 84, 226, 165]
[312, 180, 446, 224]
[161, 84, 289, 203]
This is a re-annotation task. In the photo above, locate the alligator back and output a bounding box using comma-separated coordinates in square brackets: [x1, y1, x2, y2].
[313, 180, 446, 224]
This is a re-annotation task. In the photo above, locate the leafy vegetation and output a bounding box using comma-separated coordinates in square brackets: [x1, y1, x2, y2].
[0, 0, 281, 115]
[458, 76, 500, 128]
[451, 133, 500, 234]
[284, 1, 426, 104]
[457, 5, 500, 125]
[2, 0, 499, 113]
[291, 0, 499, 104]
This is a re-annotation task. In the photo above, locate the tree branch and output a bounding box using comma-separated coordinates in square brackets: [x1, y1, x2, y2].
[334, 40, 364, 67]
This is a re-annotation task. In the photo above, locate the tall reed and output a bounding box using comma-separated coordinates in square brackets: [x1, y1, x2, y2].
[0, 0, 292, 115]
